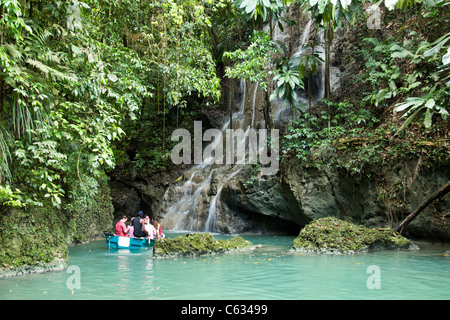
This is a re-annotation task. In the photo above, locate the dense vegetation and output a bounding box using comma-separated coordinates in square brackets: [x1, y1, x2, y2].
[0, 0, 448, 270]
[282, 1, 450, 173]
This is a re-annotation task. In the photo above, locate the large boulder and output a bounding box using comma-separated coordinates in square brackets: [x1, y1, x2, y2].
[292, 217, 419, 254]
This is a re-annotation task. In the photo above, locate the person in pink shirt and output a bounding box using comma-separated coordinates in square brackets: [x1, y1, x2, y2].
[128, 218, 135, 238]
[115, 216, 129, 237]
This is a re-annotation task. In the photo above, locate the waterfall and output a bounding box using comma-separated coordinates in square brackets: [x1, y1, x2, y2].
[239, 78, 246, 114]
[317, 30, 326, 102]
[302, 19, 312, 46]
[159, 78, 255, 233]
[169, 168, 216, 231]
[293, 19, 312, 57]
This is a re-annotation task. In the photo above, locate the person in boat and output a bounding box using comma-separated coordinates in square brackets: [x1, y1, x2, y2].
[153, 218, 165, 239]
[144, 215, 157, 240]
[115, 216, 129, 237]
[133, 211, 148, 238]
[128, 218, 135, 238]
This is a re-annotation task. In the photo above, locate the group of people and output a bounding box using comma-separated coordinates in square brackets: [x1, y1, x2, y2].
[115, 211, 165, 240]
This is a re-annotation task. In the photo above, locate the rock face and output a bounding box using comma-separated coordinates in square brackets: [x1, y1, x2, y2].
[218, 165, 308, 234]
[0, 175, 114, 277]
[282, 157, 450, 241]
[282, 158, 385, 225]
[0, 259, 67, 278]
[128, 146, 449, 240]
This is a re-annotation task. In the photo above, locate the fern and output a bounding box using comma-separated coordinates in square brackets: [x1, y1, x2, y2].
[3, 43, 23, 60]
[26, 58, 77, 82]
[26, 58, 50, 76]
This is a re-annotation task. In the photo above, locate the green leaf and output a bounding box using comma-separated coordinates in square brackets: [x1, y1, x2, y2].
[394, 97, 424, 113]
[385, 0, 399, 10]
[397, 107, 422, 132]
[318, 0, 328, 13]
[423, 33, 450, 57]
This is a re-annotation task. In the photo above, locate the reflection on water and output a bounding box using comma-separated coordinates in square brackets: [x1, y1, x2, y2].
[0, 233, 449, 300]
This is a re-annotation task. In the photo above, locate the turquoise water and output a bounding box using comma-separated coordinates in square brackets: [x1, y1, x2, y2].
[0, 233, 449, 300]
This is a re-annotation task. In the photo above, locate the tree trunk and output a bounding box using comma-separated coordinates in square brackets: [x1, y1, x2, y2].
[395, 180, 450, 233]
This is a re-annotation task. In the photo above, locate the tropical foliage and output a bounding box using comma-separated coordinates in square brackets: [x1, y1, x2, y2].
[0, 0, 448, 269]
[282, 0, 449, 179]
[0, 0, 447, 198]
[0, 0, 227, 209]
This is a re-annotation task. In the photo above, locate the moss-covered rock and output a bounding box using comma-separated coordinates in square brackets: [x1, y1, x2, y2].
[153, 233, 253, 258]
[0, 205, 69, 277]
[292, 217, 418, 254]
[0, 174, 115, 277]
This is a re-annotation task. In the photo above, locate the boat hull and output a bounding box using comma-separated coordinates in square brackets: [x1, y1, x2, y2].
[105, 233, 155, 249]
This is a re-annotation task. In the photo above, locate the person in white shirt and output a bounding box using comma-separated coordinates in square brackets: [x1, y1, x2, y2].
[144, 216, 157, 240]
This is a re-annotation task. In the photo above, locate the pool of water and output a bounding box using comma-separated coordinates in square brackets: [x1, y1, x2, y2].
[0, 233, 449, 300]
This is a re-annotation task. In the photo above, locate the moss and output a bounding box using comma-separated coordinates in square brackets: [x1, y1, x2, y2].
[0, 174, 115, 273]
[292, 217, 416, 254]
[65, 174, 114, 242]
[0, 206, 68, 269]
[154, 233, 253, 257]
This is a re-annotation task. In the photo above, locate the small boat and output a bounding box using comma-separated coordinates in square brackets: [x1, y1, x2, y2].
[104, 233, 155, 249]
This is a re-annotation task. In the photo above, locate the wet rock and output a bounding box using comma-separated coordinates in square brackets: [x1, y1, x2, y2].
[0, 258, 67, 279]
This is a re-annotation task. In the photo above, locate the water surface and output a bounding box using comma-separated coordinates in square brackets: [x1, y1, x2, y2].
[0, 233, 448, 300]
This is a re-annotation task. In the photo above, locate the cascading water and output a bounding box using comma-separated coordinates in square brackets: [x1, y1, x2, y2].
[158, 79, 253, 233]
[205, 166, 244, 232]
[167, 168, 216, 231]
